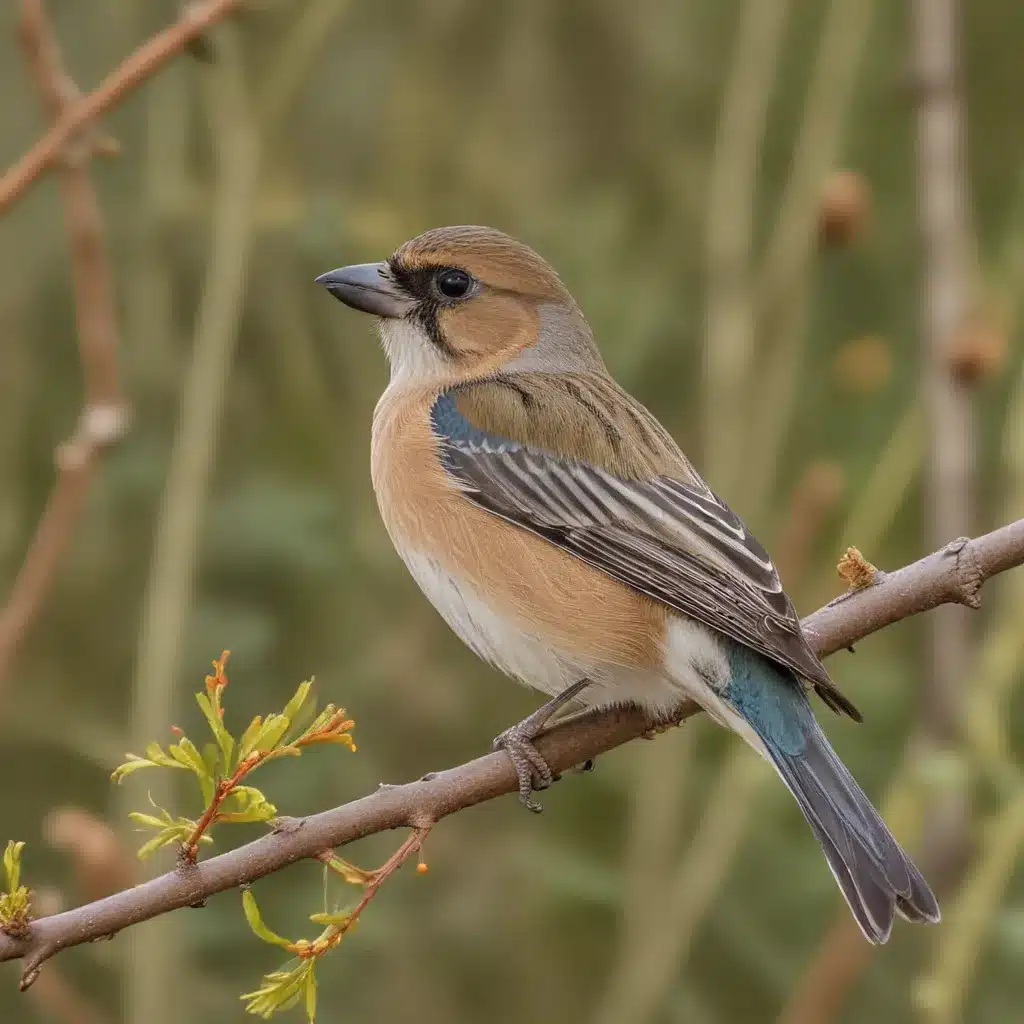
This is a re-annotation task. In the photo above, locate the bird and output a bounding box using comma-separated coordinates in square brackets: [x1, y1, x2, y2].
[316, 225, 940, 943]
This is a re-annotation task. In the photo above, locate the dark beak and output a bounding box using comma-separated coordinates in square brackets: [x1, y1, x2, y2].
[314, 262, 415, 318]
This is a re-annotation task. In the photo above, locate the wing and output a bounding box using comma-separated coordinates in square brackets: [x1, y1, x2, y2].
[431, 377, 859, 720]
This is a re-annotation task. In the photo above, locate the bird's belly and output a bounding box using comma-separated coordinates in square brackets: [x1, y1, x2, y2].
[399, 547, 693, 715]
[401, 548, 588, 696]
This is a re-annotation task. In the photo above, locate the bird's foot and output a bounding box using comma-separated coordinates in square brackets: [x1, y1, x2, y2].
[492, 678, 591, 813]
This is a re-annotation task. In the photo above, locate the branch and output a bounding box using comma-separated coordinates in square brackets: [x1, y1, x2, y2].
[0, 0, 131, 689]
[2, 521, 1023, 987]
[0, 0, 244, 214]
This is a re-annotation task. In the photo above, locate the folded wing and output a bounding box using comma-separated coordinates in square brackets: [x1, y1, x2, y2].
[431, 382, 859, 719]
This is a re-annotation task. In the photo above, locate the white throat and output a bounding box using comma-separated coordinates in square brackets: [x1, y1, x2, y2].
[378, 318, 451, 386]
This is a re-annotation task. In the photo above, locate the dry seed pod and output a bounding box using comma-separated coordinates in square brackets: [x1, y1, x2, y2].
[819, 170, 871, 247]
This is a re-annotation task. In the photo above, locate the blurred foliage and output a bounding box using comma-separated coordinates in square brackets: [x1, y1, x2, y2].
[0, 1, 1023, 1022]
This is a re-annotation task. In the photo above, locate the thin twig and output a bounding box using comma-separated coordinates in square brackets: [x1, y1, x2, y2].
[2, 520, 1023, 987]
[914, 0, 976, 778]
[0, 0, 130, 690]
[0, 0, 245, 213]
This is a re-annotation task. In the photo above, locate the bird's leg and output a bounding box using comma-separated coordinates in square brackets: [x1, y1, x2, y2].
[493, 678, 591, 813]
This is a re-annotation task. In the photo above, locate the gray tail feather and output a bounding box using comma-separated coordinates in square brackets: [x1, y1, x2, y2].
[766, 721, 940, 943]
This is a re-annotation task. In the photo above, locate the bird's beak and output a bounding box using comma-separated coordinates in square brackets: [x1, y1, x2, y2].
[314, 262, 415, 318]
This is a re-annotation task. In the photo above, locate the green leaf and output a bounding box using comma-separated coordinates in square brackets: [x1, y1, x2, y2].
[238, 716, 265, 761]
[308, 910, 352, 928]
[218, 786, 277, 823]
[242, 963, 313, 1019]
[281, 680, 314, 731]
[3, 841, 24, 892]
[169, 737, 215, 804]
[128, 811, 174, 829]
[127, 803, 205, 860]
[144, 741, 184, 769]
[202, 742, 220, 783]
[242, 889, 293, 948]
[196, 691, 234, 773]
[296, 706, 333, 741]
[258, 714, 292, 753]
[136, 828, 186, 861]
[111, 755, 164, 783]
[304, 963, 317, 1022]
[321, 854, 373, 886]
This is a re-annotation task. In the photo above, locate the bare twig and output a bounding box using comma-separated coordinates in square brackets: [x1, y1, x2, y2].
[2, 521, 1023, 988]
[0, 1, 130, 689]
[0, 0, 245, 213]
[914, 0, 975, 758]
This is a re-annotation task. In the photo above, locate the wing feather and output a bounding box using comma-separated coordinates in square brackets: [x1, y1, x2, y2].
[432, 386, 859, 720]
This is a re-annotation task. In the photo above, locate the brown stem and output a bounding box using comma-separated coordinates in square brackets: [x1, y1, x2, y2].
[0, 0, 245, 213]
[323, 826, 432, 950]
[0, 0, 130, 691]
[181, 753, 262, 863]
[1, 521, 1023, 989]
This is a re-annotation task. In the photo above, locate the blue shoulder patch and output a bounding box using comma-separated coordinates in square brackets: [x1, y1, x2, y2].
[725, 642, 810, 757]
[430, 392, 522, 453]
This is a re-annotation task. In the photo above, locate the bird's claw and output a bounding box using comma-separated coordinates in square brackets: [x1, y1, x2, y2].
[491, 678, 591, 813]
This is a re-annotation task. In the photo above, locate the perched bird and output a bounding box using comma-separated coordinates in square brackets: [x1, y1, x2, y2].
[316, 225, 939, 943]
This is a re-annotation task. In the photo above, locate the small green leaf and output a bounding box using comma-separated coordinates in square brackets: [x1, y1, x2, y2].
[296, 706, 333, 741]
[128, 811, 173, 829]
[261, 714, 292, 752]
[0, 845, 31, 931]
[144, 741, 183, 769]
[304, 963, 317, 1022]
[128, 803, 204, 860]
[281, 680, 314, 731]
[308, 911, 352, 927]
[169, 738, 215, 804]
[202, 742, 220, 783]
[218, 786, 277, 823]
[242, 963, 313, 1019]
[111, 755, 164, 783]
[136, 830, 183, 861]
[3, 841, 25, 892]
[321, 854, 373, 886]
[242, 889, 293, 948]
[196, 691, 234, 773]
[238, 716, 265, 761]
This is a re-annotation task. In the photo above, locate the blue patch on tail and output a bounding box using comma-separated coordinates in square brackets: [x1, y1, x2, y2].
[724, 642, 809, 757]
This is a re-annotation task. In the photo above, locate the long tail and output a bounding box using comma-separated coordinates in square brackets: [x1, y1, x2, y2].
[765, 718, 940, 943]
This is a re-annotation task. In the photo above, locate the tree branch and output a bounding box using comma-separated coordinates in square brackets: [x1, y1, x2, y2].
[0, 0, 131, 690]
[1, 520, 1023, 988]
[0, 0, 244, 214]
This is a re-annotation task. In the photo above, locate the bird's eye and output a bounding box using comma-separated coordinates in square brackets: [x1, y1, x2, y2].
[434, 268, 472, 300]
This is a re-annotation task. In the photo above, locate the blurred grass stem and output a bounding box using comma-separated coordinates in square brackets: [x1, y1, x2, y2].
[124, 24, 258, 1024]
[595, 4, 791, 1020]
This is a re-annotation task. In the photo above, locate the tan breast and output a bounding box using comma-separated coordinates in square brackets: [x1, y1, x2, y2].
[371, 384, 666, 670]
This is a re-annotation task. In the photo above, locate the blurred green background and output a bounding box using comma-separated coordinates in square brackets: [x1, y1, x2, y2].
[2, 1, 1024, 1022]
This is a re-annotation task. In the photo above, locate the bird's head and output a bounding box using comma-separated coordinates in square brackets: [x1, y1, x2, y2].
[317, 225, 603, 383]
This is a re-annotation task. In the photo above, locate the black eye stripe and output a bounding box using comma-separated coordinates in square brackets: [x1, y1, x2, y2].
[385, 259, 474, 358]
[386, 259, 475, 303]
